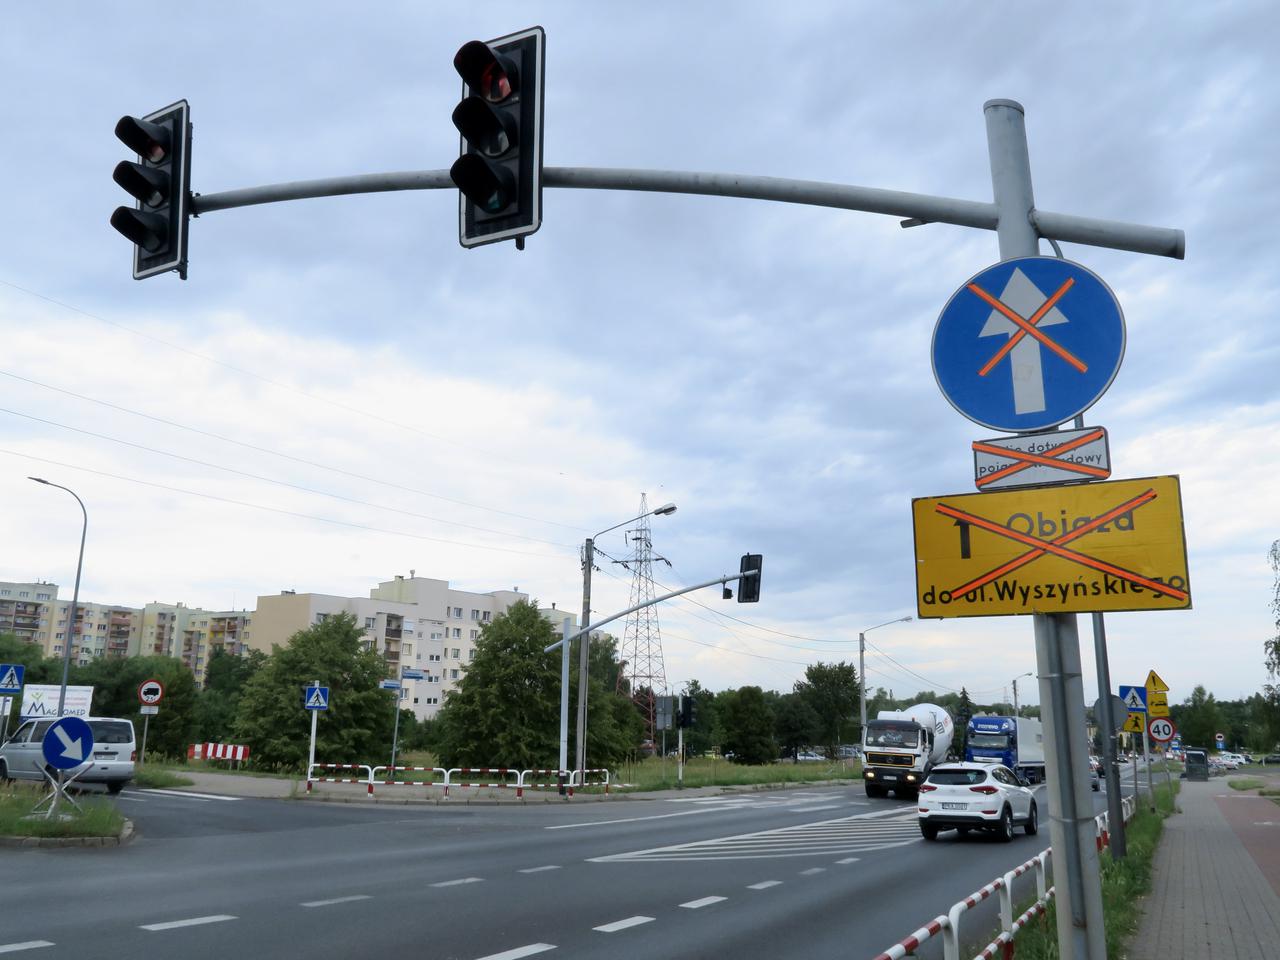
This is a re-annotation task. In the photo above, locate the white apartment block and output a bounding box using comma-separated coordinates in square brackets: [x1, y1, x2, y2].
[0, 580, 58, 647]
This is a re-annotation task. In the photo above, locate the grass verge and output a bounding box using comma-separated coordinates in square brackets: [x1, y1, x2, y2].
[613, 755, 863, 792]
[0, 781, 126, 839]
[979, 780, 1179, 959]
[132, 766, 195, 789]
[1227, 777, 1267, 791]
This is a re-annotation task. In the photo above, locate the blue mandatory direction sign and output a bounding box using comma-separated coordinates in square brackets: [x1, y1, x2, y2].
[0, 663, 24, 696]
[304, 685, 329, 711]
[42, 716, 95, 771]
[932, 257, 1126, 433]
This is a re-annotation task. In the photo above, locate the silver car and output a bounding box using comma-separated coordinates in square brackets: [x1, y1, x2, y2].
[0, 716, 136, 794]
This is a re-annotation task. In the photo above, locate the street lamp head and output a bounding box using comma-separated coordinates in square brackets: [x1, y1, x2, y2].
[654, 502, 677, 516]
[29, 476, 50, 485]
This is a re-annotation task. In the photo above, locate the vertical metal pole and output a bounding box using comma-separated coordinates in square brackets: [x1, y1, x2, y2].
[677, 695, 685, 788]
[558, 619, 570, 794]
[574, 537, 594, 784]
[1143, 723, 1154, 812]
[307, 680, 319, 774]
[986, 99, 1107, 960]
[858, 632, 867, 735]
[389, 689, 402, 778]
[1013, 678, 1020, 718]
[140, 714, 150, 766]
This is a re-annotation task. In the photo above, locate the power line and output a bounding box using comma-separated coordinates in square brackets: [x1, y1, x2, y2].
[0, 405, 574, 548]
[0, 368, 588, 534]
[2, 448, 572, 561]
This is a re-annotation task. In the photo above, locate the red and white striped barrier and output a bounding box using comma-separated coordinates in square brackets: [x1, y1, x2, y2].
[872, 915, 949, 960]
[306, 763, 374, 796]
[445, 767, 520, 798]
[189, 742, 251, 763]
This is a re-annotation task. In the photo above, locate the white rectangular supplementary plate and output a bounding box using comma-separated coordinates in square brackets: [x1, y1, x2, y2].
[973, 426, 1110, 491]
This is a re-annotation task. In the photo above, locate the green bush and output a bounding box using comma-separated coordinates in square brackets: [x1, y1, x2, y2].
[0, 781, 125, 839]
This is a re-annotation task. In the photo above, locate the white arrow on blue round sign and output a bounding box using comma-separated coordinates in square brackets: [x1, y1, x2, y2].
[932, 257, 1125, 433]
[42, 716, 95, 771]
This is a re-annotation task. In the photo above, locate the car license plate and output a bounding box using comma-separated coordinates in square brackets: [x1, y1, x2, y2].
[882, 773, 897, 780]
[94, 752, 113, 759]
[942, 802, 966, 810]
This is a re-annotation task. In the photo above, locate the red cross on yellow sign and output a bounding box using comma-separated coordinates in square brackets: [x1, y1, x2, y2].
[912, 475, 1191, 619]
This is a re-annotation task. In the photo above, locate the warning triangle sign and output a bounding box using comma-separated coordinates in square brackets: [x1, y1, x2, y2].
[0, 666, 20, 690]
[1146, 670, 1169, 692]
[306, 687, 328, 708]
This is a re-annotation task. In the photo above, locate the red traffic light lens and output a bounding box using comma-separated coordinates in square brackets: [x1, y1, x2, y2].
[454, 41, 519, 103]
[479, 62, 512, 102]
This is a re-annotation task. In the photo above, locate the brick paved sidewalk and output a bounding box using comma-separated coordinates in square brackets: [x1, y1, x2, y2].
[1130, 779, 1280, 960]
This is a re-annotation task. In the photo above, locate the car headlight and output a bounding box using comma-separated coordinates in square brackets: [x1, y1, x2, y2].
[866, 770, 876, 778]
[905, 774, 917, 782]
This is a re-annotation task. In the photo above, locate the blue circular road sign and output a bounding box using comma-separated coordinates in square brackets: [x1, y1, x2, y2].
[932, 257, 1125, 432]
[41, 716, 95, 771]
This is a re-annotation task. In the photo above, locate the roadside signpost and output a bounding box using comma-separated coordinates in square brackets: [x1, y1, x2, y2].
[137, 678, 164, 765]
[36, 716, 95, 819]
[303, 683, 328, 777]
[0, 662, 23, 743]
[381, 678, 405, 776]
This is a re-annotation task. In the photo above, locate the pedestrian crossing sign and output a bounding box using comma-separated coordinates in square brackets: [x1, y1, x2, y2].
[304, 686, 329, 710]
[0, 663, 24, 695]
[1119, 685, 1147, 712]
[1123, 712, 1146, 733]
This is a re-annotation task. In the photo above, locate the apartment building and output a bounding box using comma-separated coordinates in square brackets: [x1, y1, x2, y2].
[47, 598, 141, 666]
[0, 580, 58, 647]
[137, 603, 253, 687]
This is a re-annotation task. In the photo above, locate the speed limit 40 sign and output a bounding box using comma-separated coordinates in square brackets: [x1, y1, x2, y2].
[138, 678, 165, 705]
[1148, 716, 1176, 743]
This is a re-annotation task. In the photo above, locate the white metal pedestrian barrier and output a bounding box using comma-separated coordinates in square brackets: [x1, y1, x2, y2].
[305, 763, 611, 799]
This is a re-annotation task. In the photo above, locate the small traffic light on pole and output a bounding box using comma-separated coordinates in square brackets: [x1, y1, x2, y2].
[679, 696, 697, 728]
[110, 100, 192, 280]
[738, 554, 763, 603]
[450, 26, 545, 248]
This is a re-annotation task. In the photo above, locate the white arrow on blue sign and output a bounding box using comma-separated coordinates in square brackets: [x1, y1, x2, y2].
[0, 663, 24, 695]
[932, 257, 1125, 433]
[42, 716, 95, 770]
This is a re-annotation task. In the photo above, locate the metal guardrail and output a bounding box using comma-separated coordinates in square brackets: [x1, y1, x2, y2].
[304, 764, 612, 799]
[872, 795, 1135, 960]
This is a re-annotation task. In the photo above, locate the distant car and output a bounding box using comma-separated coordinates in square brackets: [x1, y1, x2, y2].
[0, 716, 136, 794]
[1263, 754, 1280, 765]
[917, 762, 1038, 842]
[795, 751, 826, 762]
[1088, 764, 1100, 791]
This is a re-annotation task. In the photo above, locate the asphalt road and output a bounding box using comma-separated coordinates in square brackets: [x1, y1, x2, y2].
[1, 778, 1134, 959]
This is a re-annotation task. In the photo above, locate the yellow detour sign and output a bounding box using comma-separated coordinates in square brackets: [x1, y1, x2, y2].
[912, 476, 1191, 619]
[1123, 712, 1147, 734]
[1147, 691, 1170, 718]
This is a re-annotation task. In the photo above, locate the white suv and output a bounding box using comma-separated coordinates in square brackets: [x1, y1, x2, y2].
[918, 762, 1038, 842]
[0, 716, 136, 794]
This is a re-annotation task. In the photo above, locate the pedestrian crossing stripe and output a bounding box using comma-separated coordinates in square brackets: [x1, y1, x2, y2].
[589, 808, 920, 862]
[0, 666, 21, 691]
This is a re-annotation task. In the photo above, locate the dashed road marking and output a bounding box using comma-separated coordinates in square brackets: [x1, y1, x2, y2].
[475, 945, 556, 960]
[140, 915, 237, 931]
[301, 895, 371, 908]
[789, 804, 841, 813]
[593, 916, 655, 933]
[0, 944, 54, 955]
[680, 896, 727, 909]
[518, 865, 561, 873]
[547, 808, 726, 830]
[799, 867, 826, 875]
[835, 857, 861, 864]
[431, 877, 484, 887]
[130, 788, 242, 801]
[747, 881, 782, 890]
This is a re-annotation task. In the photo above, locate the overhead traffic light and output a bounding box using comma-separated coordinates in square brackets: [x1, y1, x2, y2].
[111, 100, 192, 280]
[450, 26, 545, 248]
[738, 554, 763, 603]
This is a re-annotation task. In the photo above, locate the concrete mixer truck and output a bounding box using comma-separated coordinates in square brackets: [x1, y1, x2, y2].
[862, 702, 954, 799]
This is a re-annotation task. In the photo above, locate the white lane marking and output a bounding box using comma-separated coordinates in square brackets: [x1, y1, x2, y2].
[122, 790, 209, 803]
[301, 895, 372, 908]
[593, 916, 655, 933]
[835, 857, 861, 864]
[747, 881, 782, 890]
[799, 867, 826, 875]
[140, 915, 237, 931]
[474, 945, 556, 960]
[137, 788, 242, 801]
[115, 796, 148, 802]
[518, 865, 561, 874]
[680, 896, 727, 909]
[547, 808, 727, 830]
[789, 804, 841, 813]
[0, 944, 54, 955]
[431, 877, 484, 887]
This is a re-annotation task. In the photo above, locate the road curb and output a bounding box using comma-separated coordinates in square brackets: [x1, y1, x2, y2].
[0, 817, 134, 849]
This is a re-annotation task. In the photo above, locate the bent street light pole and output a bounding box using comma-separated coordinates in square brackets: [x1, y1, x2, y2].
[574, 503, 675, 784]
[858, 616, 913, 737]
[30, 478, 87, 718]
[1012, 671, 1033, 717]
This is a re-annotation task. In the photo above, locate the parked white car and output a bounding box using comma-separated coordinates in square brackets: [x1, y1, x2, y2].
[918, 762, 1038, 842]
[0, 716, 136, 794]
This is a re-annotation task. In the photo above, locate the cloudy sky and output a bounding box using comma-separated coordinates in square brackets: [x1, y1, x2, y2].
[2, 3, 1277, 710]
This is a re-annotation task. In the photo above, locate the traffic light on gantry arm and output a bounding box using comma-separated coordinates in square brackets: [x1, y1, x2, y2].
[450, 27, 545, 248]
[738, 554, 763, 603]
[111, 100, 192, 279]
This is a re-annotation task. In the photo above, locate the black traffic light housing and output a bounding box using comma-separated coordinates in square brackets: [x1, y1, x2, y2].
[738, 554, 763, 603]
[450, 26, 545, 248]
[679, 696, 697, 729]
[111, 100, 192, 280]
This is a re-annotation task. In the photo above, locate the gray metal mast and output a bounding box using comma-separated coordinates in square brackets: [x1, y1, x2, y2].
[616, 494, 669, 744]
[985, 99, 1107, 960]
